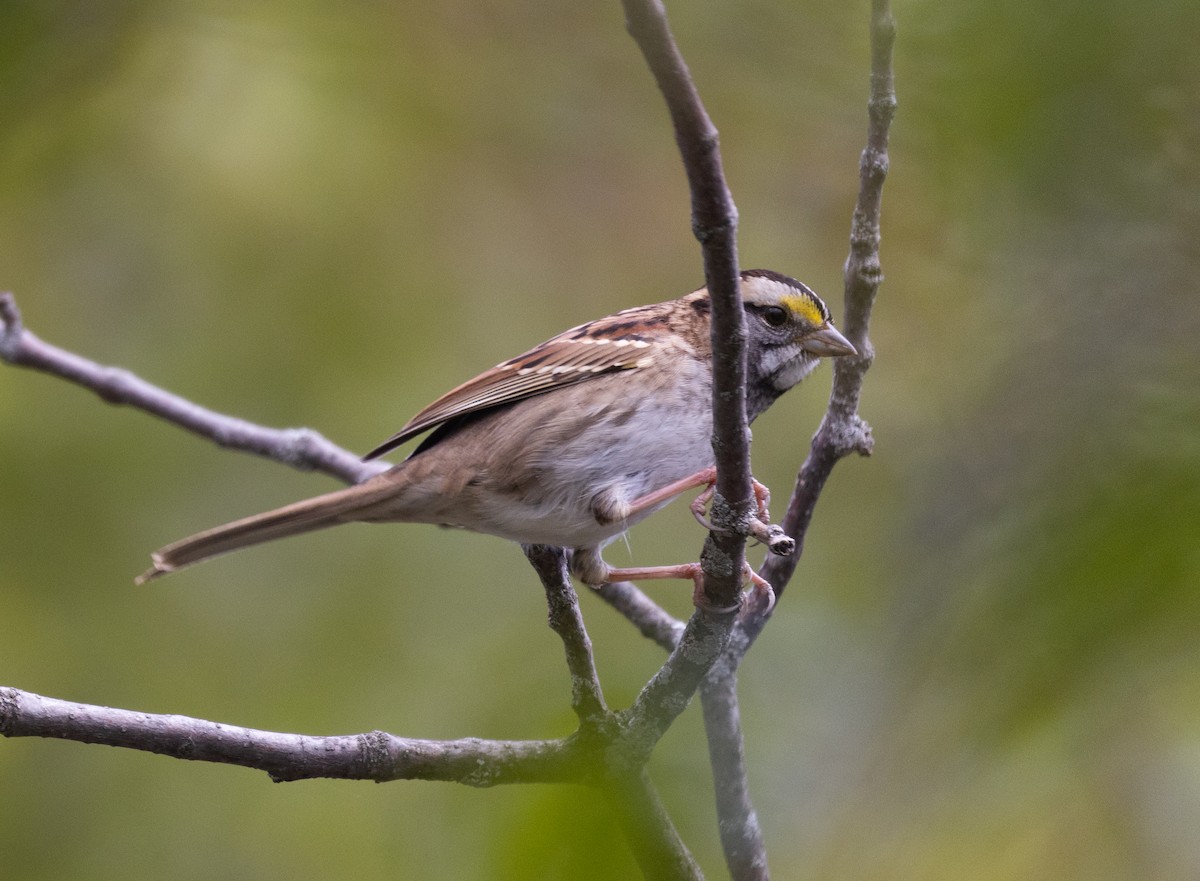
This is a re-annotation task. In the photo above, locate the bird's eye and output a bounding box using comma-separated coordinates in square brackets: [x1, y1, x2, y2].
[760, 306, 789, 328]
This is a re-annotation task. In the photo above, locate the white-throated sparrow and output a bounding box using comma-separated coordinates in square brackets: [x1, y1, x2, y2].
[137, 270, 855, 597]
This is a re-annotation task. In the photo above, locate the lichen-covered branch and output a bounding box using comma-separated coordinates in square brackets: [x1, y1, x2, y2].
[524, 545, 609, 727]
[0, 687, 578, 786]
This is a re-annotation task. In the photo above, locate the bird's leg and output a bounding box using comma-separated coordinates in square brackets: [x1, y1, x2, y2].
[572, 549, 775, 616]
[621, 466, 720, 520]
[599, 561, 721, 611]
[625, 467, 793, 558]
[573, 468, 789, 614]
[624, 466, 772, 525]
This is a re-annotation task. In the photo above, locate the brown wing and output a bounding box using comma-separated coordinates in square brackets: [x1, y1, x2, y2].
[363, 308, 662, 460]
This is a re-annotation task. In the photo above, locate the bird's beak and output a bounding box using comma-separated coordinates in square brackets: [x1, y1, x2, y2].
[800, 324, 857, 357]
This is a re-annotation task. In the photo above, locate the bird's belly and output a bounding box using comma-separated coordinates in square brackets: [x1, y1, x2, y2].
[470, 404, 716, 547]
[383, 361, 717, 550]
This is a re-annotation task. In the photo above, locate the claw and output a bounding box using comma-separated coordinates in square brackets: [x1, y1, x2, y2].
[741, 565, 776, 617]
[691, 476, 781, 554]
[690, 483, 717, 530]
[751, 479, 771, 522]
[692, 579, 742, 615]
[625, 467, 782, 555]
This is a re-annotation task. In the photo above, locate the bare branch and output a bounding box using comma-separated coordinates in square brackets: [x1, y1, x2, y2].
[621, 0, 749, 612]
[0, 293, 383, 486]
[614, 605, 738, 770]
[524, 546, 609, 727]
[700, 634, 768, 880]
[0, 687, 579, 786]
[697, 4, 897, 876]
[0, 4, 897, 876]
[754, 0, 895, 613]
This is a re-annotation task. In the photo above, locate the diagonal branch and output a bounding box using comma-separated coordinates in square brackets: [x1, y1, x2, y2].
[754, 0, 895, 614]
[524, 545, 610, 727]
[0, 292, 383, 486]
[698, 3, 897, 877]
[614, 605, 737, 771]
[602, 770, 704, 881]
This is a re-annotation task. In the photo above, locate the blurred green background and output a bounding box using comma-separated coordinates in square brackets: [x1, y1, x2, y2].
[2, 0, 1198, 878]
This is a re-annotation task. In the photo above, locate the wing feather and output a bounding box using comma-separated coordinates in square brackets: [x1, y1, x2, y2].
[363, 317, 660, 460]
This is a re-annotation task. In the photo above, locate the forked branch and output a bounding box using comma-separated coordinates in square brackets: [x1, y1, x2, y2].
[698, 3, 896, 877]
[0, 2, 894, 878]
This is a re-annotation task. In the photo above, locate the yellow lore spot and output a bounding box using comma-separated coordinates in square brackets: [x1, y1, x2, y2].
[779, 293, 826, 328]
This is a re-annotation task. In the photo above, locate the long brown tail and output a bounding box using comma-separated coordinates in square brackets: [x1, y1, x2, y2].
[136, 478, 398, 584]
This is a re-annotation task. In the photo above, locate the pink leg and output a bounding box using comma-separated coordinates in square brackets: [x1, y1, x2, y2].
[599, 560, 774, 616]
[580, 469, 784, 614]
[751, 480, 771, 521]
[625, 466, 773, 529]
[624, 466, 717, 519]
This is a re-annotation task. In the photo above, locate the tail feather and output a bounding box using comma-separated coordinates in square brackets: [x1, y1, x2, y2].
[136, 479, 397, 584]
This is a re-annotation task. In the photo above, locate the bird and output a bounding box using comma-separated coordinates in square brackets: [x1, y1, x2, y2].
[136, 269, 855, 601]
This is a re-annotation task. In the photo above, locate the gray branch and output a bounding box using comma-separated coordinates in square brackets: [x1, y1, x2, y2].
[697, 3, 897, 877]
[0, 292, 383, 486]
[0, 2, 895, 878]
[524, 545, 610, 727]
[0, 687, 577, 785]
[602, 770, 705, 881]
[622, 0, 750, 613]
[700, 630, 767, 880]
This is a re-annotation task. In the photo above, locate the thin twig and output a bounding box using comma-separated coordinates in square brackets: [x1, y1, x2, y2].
[697, 4, 896, 876]
[524, 545, 609, 727]
[754, 0, 894, 614]
[700, 630, 768, 880]
[0, 293, 382, 486]
[0, 687, 578, 785]
[621, 0, 749, 612]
